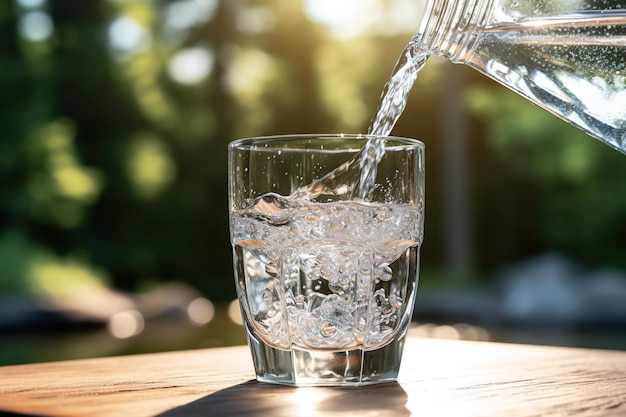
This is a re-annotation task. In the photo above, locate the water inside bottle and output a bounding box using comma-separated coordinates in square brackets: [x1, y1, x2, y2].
[471, 10, 626, 153]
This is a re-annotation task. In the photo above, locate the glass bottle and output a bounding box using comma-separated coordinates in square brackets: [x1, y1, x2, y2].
[415, 0, 626, 153]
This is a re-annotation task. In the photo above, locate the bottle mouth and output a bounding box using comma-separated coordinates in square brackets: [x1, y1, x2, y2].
[416, 0, 493, 61]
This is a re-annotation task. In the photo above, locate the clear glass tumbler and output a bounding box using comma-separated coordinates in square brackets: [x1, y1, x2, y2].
[228, 134, 425, 386]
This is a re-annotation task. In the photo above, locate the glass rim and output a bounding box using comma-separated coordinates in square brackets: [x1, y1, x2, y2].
[228, 133, 424, 151]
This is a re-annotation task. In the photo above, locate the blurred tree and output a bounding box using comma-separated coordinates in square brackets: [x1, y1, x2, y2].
[1, 0, 624, 307]
[0, 0, 426, 300]
[465, 85, 626, 270]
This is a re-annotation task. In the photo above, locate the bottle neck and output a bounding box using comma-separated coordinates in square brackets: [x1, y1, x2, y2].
[417, 0, 493, 62]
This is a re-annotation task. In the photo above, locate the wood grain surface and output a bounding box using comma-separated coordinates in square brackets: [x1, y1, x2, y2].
[1, 337, 625, 417]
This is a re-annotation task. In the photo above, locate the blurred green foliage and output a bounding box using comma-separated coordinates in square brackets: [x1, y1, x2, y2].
[1, 0, 625, 303]
[0, 0, 426, 300]
[465, 87, 626, 270]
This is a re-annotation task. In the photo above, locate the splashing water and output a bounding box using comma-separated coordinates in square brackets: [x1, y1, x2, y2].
[291, 38, 429, 202]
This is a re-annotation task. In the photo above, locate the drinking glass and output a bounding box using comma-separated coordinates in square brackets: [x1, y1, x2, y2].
[228, 134, 424, 386]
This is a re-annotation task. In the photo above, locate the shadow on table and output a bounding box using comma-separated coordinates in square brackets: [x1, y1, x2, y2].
[157, 379, 410, 417]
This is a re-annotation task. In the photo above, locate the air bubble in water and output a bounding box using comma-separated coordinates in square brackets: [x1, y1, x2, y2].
[320, 322, 337, 337]
[378, 264, 393, 281]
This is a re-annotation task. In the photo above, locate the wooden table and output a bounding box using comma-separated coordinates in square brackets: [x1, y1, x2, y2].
[1, 337, 625, 417]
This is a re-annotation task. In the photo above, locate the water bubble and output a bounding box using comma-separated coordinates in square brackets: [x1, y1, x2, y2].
[338, 273, 352, 286]
[320, 322, 337, 337]
[381, 301, 394, 315]
[313, 334, 324, 345]
[320, 266, 332, 278]
[265, 263, 279, 277]
[294, 294, 306, 309]
[378, 264, 393, 281]
[389, 294, 403, 309]
[262, 288, 274, 306]
[317, 252, 330, 265]
[357, 316, 366, 331]
[329, 283, 346, 296]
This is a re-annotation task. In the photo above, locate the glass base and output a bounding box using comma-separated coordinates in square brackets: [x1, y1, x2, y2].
[245, 329, 408, 386]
